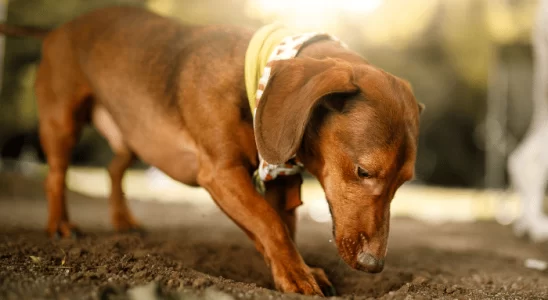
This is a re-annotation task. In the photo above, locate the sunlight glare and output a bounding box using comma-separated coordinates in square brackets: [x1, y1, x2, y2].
[250, 0, 384, 30]
[342, 0, 383, 14]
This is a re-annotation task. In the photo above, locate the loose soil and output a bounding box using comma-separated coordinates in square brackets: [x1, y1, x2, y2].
[0, 172, 547, 300]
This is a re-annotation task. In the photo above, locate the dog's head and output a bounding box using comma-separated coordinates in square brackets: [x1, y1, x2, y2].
[255, 57, 423, 273]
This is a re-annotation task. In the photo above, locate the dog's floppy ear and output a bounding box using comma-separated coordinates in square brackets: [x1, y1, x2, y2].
[255, 57, 358, 164]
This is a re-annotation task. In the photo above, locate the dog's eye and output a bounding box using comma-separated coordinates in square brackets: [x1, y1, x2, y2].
[357, 166, 371, 179]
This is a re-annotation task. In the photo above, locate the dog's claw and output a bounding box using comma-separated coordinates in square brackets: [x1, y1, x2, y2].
[322, 285, 337, 297]
[308, 267, 334, 297]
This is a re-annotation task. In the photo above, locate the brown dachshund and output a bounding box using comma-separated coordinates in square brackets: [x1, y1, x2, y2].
[0, 6, 423, 296]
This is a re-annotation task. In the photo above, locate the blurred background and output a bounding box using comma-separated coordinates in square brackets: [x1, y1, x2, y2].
[0, 0, 543, 223]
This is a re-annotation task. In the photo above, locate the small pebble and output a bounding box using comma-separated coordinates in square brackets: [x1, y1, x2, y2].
[192, 277, 211, 288]
[445, 285, 458, 294]
[525, 258, 548, 271]
[69, 248, 83, 258]
[133, 250, 149, 259]
[167, 279, 176, 287]
[472, 274, 483, 284]
[134, 270, 148, 279]
[412, 275, 429, 285]
[132, 261, 146, 272]
[97, 265, 108, 275]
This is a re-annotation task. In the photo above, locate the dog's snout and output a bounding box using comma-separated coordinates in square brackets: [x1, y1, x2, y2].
[356, 252, 385, 273]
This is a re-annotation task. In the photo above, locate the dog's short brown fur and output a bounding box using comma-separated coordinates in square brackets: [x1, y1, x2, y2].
[0, 6, 423, 296]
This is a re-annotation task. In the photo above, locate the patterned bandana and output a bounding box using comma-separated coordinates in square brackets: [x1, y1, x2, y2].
[244, 24, 346, 193]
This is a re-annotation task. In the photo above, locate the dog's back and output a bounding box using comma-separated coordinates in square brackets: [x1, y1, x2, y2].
[44, 6, 248, 115]
[35, 6, 254, 178]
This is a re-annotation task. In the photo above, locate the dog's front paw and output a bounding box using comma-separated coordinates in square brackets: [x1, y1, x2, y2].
[272, 264, 324, 296]
[47, 221, 82, 240]
[309, 267, 336, 296]
[111, 210, 145, 235]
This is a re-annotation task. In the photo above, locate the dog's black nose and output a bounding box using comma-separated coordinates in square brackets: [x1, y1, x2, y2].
[356, 252, 385, 273]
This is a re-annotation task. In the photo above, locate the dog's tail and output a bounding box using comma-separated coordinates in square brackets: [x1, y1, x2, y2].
[0, 24, 50, 39]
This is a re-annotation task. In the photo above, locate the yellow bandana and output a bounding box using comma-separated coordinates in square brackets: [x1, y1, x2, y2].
[244, 23, 294, 110]
[244, 23, 345, 193]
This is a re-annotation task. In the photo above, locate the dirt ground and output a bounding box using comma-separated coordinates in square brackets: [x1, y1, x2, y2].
[1, 172, 548, 300]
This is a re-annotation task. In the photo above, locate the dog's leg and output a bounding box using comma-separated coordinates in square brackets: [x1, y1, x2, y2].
[35, 57, 91, 239]
[34, 38, 94, 238]
[264, 175, 335, 296]
[92, 105, 142, 232]
[197, 161, 323, 295]
[38, 106, 84, 239]
[107, 149, 142, 232]
[264, 175, 301, 239]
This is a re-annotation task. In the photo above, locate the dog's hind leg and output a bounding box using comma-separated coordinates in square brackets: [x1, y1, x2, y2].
[35, 66, 89, 239]
[39, 114, 85, 238]
[92, 104, 142, 232]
